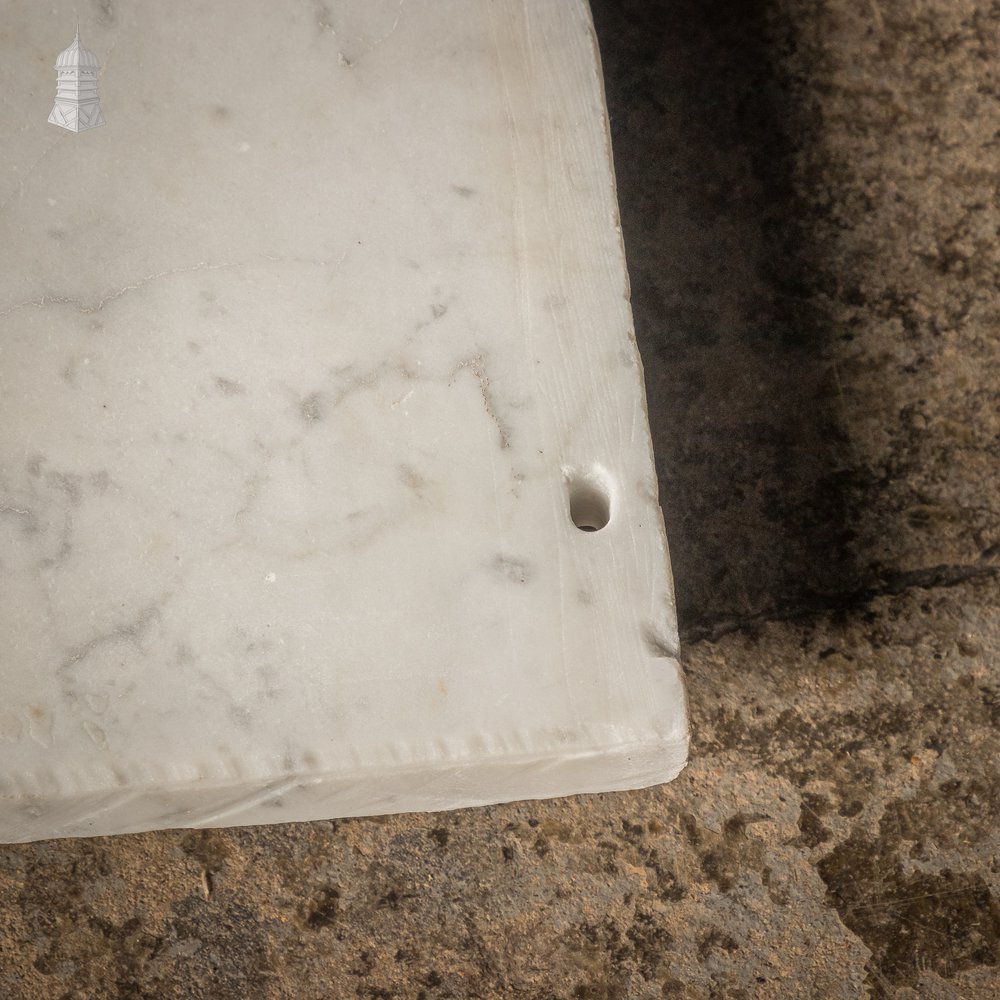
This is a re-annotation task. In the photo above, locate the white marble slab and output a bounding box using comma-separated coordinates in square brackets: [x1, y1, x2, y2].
[0, 0, 687, 842]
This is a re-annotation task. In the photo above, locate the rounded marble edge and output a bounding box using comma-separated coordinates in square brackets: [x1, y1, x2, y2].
[0, 716, 689, 843]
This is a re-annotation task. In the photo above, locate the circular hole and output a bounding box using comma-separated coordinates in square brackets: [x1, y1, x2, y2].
[568, 478, 611, 532]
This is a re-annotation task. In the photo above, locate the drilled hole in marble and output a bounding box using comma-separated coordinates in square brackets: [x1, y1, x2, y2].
[568, 476, 611, 532]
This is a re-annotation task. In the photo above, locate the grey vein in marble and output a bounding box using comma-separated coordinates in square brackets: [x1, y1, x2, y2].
[0, 0, 686, 842]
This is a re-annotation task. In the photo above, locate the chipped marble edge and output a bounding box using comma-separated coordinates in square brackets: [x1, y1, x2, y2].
[582, 0, 681, 669]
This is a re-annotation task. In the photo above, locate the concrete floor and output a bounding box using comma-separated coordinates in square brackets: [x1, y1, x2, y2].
[3, 0, 1000, 996]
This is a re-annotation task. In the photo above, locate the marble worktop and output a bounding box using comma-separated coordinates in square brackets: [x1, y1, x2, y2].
[0, 0, 686, 842]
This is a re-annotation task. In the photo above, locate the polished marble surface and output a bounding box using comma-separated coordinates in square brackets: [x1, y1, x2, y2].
[0, 0, 685, 842]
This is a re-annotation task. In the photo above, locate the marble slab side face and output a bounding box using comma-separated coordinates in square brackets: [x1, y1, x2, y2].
[0, 0, 687, 842]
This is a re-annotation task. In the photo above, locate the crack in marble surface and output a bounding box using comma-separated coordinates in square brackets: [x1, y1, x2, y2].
[450, 355, 513, 450]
